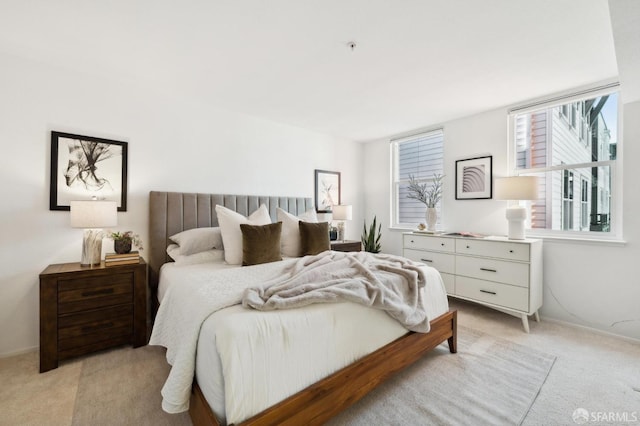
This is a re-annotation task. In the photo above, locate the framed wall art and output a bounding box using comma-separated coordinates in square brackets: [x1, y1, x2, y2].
[314, 169, 341, 213]
[455, 155, 492, 200]
[50, 131, 128, 211]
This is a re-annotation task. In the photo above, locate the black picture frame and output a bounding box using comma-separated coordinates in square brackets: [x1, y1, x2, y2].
[455, 155, 493, 200]
[314, 169, 341, 213]
[50, 131, 128, 211]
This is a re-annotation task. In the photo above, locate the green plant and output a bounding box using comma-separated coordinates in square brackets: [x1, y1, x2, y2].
[407, 173, 443, 208]
[106, 230, 143, 251]
[361, 216, 382, 253]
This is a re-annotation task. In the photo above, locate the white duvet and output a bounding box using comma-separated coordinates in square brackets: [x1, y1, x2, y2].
[151, 253, 449, 424]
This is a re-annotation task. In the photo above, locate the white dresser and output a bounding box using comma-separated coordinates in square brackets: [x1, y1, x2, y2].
[403, 232, 543, 332]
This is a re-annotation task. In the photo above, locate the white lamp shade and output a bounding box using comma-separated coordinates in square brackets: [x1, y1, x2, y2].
[70, 200, 118, 228]
[332, 204, 353, 221]
[494, 176, 539, 201]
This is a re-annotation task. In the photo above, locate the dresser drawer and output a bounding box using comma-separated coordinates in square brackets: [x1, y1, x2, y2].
[456, 256, 529, 288]
[456, 276, 529, 312]
[404, 249, 455, 274]
[455, 239, 529, 262]
[58, 274, 133, 314]
[403, 234, 454, 253]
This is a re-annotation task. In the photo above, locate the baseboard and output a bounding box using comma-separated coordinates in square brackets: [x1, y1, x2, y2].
[0, 346, 38, 359]
[541, 316, 640, 344]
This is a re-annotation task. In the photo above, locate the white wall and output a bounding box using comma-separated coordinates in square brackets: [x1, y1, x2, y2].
[0, 52, 364, 356]
[363, 100, 640, 341]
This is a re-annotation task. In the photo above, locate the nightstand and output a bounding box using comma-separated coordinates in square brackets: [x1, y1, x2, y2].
[331, 240, 362, 252]
[39, 259, 147, 373]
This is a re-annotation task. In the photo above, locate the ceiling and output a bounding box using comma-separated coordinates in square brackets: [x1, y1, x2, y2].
[0, 0, 621, 142]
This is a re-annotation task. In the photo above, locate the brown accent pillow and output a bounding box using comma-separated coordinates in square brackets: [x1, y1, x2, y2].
[240, 222, 283, 266]
[299, 221, 331, 255]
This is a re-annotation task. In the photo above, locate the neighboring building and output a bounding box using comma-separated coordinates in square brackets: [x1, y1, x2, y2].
[514, 96, 615, 232]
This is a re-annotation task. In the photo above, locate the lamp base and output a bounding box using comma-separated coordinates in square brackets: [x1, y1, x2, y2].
[80, 229, 104, 266]
[337, 221, 346, 242]
[505, 206, 527, 240]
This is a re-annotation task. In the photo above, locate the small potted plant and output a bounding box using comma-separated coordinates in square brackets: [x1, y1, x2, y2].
[361, 216, 382, 253]
[407, 173, 444, 231]
[106, 231, 143, 254]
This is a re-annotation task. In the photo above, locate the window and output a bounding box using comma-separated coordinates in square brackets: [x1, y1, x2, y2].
[580, 178, 589, 230]
[562, 170, 574, 230]
[510, 86, 620, 237]
[391, 129, 444, 228]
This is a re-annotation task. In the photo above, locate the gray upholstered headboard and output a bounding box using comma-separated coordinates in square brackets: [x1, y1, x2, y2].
[148, 191, 314, 297]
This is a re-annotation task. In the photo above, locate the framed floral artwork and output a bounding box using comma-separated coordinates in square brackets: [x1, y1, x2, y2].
[314, 169, 341, 213]
[50, 131, 128, 211]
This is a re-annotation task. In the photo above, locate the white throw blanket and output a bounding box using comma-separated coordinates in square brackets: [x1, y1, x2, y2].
[150, 251, 431, 414]
[243, 251, 431, 333]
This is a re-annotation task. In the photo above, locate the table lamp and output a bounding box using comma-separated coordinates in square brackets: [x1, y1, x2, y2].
[332, 204, 352, 242]
[70, 199, 118, 266]
[494, 176, 539, 240]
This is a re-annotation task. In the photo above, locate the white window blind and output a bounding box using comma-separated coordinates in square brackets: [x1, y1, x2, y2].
[391, 129, 444, 227]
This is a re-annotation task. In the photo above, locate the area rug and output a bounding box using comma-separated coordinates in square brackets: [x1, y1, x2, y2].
[71, 326, 555, 425]
[71, 345, 191, 426]
[329, 326, 556, 426]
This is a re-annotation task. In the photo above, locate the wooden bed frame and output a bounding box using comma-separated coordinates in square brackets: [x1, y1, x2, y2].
[148, 191, 457, 426]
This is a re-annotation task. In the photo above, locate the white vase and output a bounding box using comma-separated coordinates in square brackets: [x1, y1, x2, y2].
[426, 207, 437, 232]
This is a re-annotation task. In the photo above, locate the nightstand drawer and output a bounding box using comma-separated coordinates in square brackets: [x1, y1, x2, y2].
[58, 275, 133, 314]
[58, 305, 133, 343]
[331, 241, 362, 252]
[455, 239, 529, 262]
[456, 256, 529, 288]
[403, 234, 454, 252]
[456, 276, 528, 311]
[404, 249, 455, 274]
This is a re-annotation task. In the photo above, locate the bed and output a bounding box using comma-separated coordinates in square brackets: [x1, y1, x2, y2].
[148, 191, 457, 426]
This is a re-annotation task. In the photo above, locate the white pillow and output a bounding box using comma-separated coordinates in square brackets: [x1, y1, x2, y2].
[169, 227, 223, 256]
[216, 204, 272, 265]
[276, 207, 318, 257]
[167, 244, 225, 265]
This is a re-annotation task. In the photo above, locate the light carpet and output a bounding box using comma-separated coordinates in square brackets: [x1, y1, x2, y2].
[70, 326, 554, 425]
[71, 345, 191, 426]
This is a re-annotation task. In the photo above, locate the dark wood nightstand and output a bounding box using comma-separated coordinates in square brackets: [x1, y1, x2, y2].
[331, 240, 362, 252]
[39, 259, 147, 373]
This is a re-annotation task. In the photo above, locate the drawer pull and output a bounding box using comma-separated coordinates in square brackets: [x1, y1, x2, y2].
[480, 268, 497, 273]
[81, 322, 115, 333]
[441, 243, 445, 246]
[81, 288, 115, 297]
[466, 245, 470, 249]
[480, 289, 497, 295]
[509, 250, 514, 253]
[420, 258, 433, 263]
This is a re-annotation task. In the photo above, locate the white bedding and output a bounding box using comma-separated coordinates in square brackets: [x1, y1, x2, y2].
[153, 254, 449, 424]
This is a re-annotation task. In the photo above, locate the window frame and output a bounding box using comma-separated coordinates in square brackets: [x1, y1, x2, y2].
[507, 84, 623, 241]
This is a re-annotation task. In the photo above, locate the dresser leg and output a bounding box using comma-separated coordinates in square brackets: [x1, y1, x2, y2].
[534, 311, 540, 322]
[521, 314, 530, 333]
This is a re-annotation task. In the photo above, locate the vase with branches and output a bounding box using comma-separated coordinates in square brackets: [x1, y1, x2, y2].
[406, 174, 444, 231]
